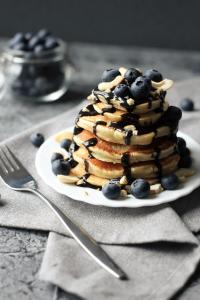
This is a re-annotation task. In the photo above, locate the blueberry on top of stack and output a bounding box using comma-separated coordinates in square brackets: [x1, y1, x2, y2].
[51, 67, 194, 200]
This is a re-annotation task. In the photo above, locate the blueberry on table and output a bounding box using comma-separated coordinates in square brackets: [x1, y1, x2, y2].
[60, 139, 71, 151]
[131, 179, 150, 199]
[52, 160, 71, 175]
[51, 152, 64, 163]
[178, 155, 192, 168]
[113, 84, 130, 98]
[161, 174, 179, 190]
[101, 69, 120, 82]
[130, 76, 151, 101]
[144, 69, 163, 82]
[30, 133, 44, 147]
[124, 68, 141, 84]
[180, 98, 194, 111]
[102, 182, 121, 199]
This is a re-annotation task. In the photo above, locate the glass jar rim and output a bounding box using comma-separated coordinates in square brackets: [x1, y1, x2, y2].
[2, 39, 67, 64]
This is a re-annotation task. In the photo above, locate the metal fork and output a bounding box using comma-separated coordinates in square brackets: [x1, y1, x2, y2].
[0, 146, 126, 280]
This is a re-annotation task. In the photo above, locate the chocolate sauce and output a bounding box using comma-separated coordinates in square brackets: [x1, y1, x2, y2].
[154, 146, 162, 179]
[124, 130, 133, 145]
[73, 126, 83, 135]
[102, 106, 116, 114]
[78, 173, 100, 189]
[84, 159, 89, 173]
[93, 90, 113, 104]
[121, 153, 132, 183]
[68, 158, 78, 168]
[83, 138, 98, 148]
[93, 121, 107, 135]
[78, 104, 99, 117]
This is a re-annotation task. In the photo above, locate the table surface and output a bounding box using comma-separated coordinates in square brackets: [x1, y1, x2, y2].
[1, 41, 200, 300]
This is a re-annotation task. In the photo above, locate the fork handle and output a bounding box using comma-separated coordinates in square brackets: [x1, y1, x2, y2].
[28, 188, 127, 280]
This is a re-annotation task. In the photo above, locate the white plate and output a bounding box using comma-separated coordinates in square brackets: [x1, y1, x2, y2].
[35, 128, 200, 208]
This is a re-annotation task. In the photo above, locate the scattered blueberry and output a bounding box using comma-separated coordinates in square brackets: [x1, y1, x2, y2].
[131, 179, 150, 199]
[161, 174, 179, 190]
[60, 139, 71, 151]
[179, 155, 192, 168]
[130, 76, 151, 101]
[180, 98, 194, 111]
[101, 69, 120, 82]
[113, 84, 130, 98]
[102, 182, 121, 199]
[51, 152, 63, 163]
[30, 133, 44, 147]
[144, 69, 163, 82]
[124, 68, 141, 84]
[52, 159, 71, 175]
[177, 137, 186, 152]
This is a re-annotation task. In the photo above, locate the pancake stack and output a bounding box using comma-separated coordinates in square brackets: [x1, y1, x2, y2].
[53, 67, 193, 196]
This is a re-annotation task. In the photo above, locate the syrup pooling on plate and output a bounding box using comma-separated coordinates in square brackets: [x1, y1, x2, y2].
[52, 67, 194, 199]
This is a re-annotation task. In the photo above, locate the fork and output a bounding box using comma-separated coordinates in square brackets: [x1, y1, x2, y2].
[0, 146, 126, 280]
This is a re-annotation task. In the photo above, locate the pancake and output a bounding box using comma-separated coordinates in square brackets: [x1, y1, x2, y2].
[73, 129, 177, 164]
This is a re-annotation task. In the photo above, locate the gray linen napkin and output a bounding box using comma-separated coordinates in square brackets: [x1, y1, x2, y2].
[1, 78, 200, 299]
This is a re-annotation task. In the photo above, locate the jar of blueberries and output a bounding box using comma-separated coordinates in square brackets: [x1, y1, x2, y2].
[1, 29, 72, 102]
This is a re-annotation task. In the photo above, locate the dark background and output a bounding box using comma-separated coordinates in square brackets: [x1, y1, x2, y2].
[0, 0, 199, 51]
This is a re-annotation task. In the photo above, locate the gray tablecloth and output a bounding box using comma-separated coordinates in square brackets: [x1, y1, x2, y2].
[1, 78, 200, 299]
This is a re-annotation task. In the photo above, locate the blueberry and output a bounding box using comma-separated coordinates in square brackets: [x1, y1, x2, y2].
[34, 44, 44, 55]
[179, 155, 192, 168]
[101, 69, 120, 82]
[177, 137, 186, 152]
[9, 33, 25, 47]
[37, 29, 50, 39]
[180, 98, 194, 111]
[25, 32, 33, 41]
[52, 159, 71, 175]
[30, 133, 44, 147]
[181, 147, 190, 156]
[60, 139, 71, 151]
[161, 174, 179, 190]
[113, 84, 130, 98]
[102, 182, 121, 199]
[45, 37, 59, 50]
[131, 179, 150, 199]
[167, 106, 182, 122]
[51, 152, 63, 163]
[13, 42, 26, 51]
[28, 36, 41, 50]
[144, 69, 163, 82]
[124, 68, 142, 84]
[130, 76, 151, 101]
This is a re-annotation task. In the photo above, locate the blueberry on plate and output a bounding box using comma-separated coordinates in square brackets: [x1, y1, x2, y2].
[181, 147, 190, 156]
[130, 76, 151, 101]
[180, 98, 194, 111]
[167, 106, 182, 122]
[161, 174, 179, 190]
[124, 68, 142, 84]
[52, 159, 71, 175]
[51, 152, 63, 163]
[177, 137, 186, 152]
[131, 179, 150, 199]
[178, 155, 192, 168]
[30, 133, 44, 147]
[113, 84, 130, 98]
[60, 139, 71, 151]
[101, 69, 120, 82]
[102, 182, 121, 199]
[144, 69, 163, 82]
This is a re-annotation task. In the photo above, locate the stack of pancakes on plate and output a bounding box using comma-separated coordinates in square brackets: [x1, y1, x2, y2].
[55, 67, 184, 194]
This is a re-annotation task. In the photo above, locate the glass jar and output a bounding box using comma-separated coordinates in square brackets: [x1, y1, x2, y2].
[1, 40, 72, 102]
